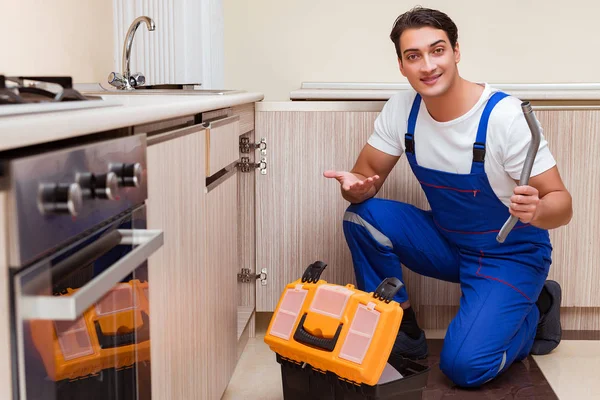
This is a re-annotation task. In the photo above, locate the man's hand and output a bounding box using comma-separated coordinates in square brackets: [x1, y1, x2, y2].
[323, 170, 380, 203]
[509, 185, 540, 224]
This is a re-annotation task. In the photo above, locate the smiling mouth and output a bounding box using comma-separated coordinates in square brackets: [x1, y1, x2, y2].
[421, 74, 442, 84]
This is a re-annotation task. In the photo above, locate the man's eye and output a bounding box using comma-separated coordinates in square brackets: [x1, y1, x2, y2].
[407, 54, 418, 60]
[433, 48, 444, 54]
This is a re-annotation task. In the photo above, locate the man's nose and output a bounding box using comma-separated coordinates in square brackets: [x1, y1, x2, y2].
[420, 55, 437, 73]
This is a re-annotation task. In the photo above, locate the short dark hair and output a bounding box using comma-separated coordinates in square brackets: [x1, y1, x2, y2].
[390, 7, 458, 59]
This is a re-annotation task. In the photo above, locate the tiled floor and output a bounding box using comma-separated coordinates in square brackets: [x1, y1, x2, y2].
[532, 340, 600, 399]
[223, 318, 600, 400]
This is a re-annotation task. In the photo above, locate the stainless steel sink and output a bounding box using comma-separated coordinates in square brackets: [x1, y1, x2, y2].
[133, 84, 242, 95]
[135, 84, 203, 90]
[76, 82, 244, 96]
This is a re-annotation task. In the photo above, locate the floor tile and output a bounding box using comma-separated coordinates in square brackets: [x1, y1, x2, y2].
[222, 334, 282, 400]
[532, 340, 600, 400]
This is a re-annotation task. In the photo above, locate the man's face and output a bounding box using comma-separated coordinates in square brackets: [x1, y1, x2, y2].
[398, 27, 460, 98]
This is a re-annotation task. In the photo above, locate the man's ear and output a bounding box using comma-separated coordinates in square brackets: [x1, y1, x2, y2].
[398, 57, 407, 77]
[454, 42, 461, 64]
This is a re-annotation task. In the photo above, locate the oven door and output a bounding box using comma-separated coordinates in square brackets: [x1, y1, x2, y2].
[12, 205, 162, 400]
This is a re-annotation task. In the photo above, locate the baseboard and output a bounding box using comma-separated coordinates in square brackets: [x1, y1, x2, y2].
[417, 306, 600, 330]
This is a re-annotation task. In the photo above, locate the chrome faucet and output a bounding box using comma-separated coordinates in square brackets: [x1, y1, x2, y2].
[108, 16, 156, 90]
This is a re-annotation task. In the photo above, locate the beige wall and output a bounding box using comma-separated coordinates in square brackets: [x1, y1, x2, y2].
[2, 0, 114, 84]
[224, 0, 600, 100]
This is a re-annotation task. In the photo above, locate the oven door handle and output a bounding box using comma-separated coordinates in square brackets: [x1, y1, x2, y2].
[20, 229, 163, 321]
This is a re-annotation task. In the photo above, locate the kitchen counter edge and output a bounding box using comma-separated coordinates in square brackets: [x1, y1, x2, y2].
[0, 92, 264, 152]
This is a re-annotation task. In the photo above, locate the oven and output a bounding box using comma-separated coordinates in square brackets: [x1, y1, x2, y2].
[2, 134, 163, 400]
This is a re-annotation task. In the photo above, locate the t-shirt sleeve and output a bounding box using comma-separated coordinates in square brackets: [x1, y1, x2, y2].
[503, 112, 556, 181]
[367, 95, 405, 157]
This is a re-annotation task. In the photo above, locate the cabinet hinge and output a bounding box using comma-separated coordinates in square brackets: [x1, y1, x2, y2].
[240, 137, 267, 155]
[237, 157, 267, 175]
[238, 268, 268, 285]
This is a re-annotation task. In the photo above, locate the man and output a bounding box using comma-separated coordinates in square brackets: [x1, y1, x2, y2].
[324, 7, 572, 387]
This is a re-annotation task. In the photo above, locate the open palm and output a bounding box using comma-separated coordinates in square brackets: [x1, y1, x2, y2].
[323, 170, 380, 195]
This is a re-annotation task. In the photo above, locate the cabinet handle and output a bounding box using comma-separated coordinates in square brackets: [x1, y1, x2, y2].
[202, 114, 240, 129]
[147, 123, 206, 146]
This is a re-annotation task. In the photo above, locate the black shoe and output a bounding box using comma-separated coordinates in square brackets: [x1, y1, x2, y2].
[530, 280, 562, 355]
[391, 329, 428, 360]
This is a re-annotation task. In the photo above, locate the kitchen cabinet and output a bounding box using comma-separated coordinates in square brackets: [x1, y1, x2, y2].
[144, 102, 256, 400]
[138, 98, 600, 398]
[202, 104, 259, 354]
[252, 102, 600, 330]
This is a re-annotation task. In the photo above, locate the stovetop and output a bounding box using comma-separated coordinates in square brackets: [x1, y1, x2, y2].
[0, 75, 121, 116]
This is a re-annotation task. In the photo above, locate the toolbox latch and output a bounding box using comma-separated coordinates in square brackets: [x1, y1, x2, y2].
[373, 277, 404, 303]
[301, 261, 327, 283]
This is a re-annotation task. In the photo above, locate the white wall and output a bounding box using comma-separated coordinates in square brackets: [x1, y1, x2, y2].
[2, 0, 114, 84]
[224, 0, 600, 100]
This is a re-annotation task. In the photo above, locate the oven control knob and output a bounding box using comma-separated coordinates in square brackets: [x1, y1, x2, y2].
[109, 163, 143, 187]
[37, 183, 83, 217]
[77, 172, 119, 200]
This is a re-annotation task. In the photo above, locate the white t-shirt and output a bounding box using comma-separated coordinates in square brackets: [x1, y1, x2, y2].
[367, 83, 556, 207]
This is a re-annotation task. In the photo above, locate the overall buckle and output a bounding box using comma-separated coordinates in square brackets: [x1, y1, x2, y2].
[405, 134, 414, 153]
[473, 142, 486, 163]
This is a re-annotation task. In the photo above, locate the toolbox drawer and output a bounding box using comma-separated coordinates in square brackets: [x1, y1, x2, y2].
[204, 115, 241, 176]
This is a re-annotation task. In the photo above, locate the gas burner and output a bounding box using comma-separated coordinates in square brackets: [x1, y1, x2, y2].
[0, 75, 121, 117]
[0, 76, 101, 105]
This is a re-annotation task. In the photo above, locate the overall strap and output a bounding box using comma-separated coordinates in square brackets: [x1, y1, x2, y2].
[405, 93, 422, 165]
[471, 91, 510, 173]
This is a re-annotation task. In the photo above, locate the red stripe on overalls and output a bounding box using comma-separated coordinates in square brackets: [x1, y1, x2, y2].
[476, 250, 531, 301]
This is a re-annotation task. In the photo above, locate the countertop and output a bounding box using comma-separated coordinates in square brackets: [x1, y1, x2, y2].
[0, 91, 264, 152]
[290, 82, 600, 101]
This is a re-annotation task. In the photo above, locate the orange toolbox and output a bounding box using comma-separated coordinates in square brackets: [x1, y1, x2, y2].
[29, 279, 150, 382]
[265, 261, 409, 386]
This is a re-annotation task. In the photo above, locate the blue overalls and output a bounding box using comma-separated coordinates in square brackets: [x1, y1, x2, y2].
[343, 92, 553, 387]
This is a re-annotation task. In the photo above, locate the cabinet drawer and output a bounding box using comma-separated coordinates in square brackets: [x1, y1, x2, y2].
[205, 115, 240, 176]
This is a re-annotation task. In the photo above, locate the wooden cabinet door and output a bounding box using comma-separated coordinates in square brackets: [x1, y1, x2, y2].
[537, 109, 600, 306]
[237, 127, 257, 345]
[205, 174, 239, 398]
[147, 125, 211, 400]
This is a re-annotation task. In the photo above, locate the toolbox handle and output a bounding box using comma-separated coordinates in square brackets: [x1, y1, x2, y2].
[373, 277, 404, 303]
[301, 261, 327, 283]
[94, 311, 150, 349]
[293, 313, 342, 352]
